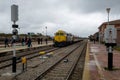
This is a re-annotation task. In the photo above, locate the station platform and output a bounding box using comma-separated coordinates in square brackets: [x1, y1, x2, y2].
[0, 41, 53, 54]
[83, 41, 120, 80]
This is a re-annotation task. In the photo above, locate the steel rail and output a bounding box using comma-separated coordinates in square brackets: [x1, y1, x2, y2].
[65, 41, 87, 80]
[0, 46, 53, 63]
[35, 42, 83, 80]
[0, 47, 59, 69]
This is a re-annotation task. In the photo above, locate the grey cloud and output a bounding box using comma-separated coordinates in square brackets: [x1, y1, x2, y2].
[59, 0, 120, 14]
[0, 0, 120, 37]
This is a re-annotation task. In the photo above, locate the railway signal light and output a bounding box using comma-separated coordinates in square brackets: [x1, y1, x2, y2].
[12, 28, 18, 35]
[12, 24, 18, 28]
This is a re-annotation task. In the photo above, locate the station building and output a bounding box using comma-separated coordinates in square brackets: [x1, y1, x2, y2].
[98, 19, 120, 46]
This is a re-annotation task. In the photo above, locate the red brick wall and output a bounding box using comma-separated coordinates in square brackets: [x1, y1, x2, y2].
[117, 29, 120, 46]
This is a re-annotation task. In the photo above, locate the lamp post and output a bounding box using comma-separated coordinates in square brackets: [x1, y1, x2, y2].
[45, 26, 47, 37]
[106, 8, 111, 24]
[42, 31, 44, 35]
[45, 26, 47, 44]
[106, 8, 113, 70]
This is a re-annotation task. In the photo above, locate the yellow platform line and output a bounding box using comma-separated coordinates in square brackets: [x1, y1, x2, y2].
[82, 41, 90, 80]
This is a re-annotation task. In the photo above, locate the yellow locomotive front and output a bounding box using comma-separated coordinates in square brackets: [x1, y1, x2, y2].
[53, 30, 67, 47]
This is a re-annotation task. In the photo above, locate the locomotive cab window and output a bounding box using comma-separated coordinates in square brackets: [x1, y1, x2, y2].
[55, 33, 59, 35]
[60, 33, 64, 35]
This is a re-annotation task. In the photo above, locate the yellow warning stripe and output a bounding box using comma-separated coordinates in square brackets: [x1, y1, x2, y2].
[82, 41, 90, 80]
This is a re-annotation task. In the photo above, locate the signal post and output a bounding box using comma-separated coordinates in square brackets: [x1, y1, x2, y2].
[11, 4, 19, 73]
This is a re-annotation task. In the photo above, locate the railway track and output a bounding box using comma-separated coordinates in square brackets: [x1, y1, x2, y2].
[36, 41, 87, 80]
[0, 46, 59, 69]
[68, 41, 87, 80]
[13, 41, 87, 80]
[0, 45, 53, 62]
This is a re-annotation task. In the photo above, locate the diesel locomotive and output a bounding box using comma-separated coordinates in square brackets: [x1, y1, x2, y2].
[53, 30, 77, 47]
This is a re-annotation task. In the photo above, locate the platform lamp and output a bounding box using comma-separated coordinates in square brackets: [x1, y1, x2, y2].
[106, 8, 111, 25]
[106, 8, 114, 70]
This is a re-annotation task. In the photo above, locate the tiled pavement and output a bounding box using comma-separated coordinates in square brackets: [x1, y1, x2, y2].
[83, 41, 120, 80]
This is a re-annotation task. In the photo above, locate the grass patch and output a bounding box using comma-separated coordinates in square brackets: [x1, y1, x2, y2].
[104, 67, 120, 71]
[114, 46, 120, 51]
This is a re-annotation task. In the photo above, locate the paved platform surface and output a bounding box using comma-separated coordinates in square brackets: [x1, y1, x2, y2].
[83, 41, 120, 80]
[0, 41, 53, 53]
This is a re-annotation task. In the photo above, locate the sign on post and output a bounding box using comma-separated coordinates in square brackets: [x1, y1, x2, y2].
[104, 25, 117, 70]
[104, 25, 117, 44]
[11, 4, 18, 22]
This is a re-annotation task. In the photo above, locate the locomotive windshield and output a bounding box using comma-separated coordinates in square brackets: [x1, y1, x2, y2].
[59, 33, 64, 35]
[55, 32, 64, 36]
[55, 33, 59, 35]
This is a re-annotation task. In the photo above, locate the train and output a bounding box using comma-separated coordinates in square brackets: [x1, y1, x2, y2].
[53, 30, 80, 47]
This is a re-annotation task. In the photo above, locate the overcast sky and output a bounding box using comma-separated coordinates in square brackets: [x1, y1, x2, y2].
[0, 0, 120, 37]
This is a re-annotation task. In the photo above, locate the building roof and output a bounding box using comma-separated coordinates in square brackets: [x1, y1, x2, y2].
[107, 19, 120, 24]
[98, 19, 120, 29]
